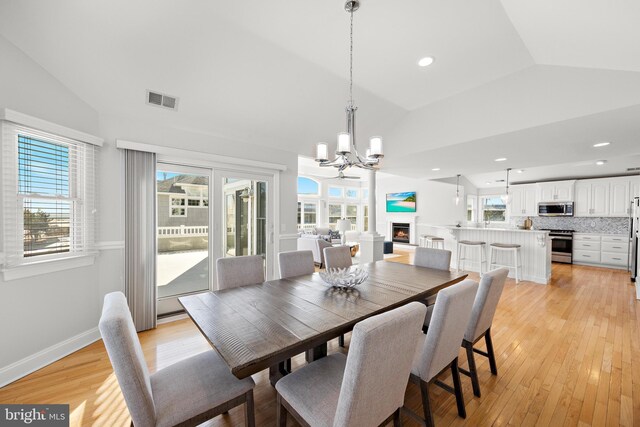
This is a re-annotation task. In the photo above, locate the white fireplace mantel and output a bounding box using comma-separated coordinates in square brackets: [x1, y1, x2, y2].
[387, 216, 418, 245]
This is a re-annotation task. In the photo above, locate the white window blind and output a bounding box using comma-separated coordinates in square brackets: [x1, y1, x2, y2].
[2, 122, 98, 267]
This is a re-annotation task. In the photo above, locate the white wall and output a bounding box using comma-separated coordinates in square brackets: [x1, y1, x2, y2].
[375, 173, 467, 238]
[0, 34, 105, 381]
[0, 34, 299, 385]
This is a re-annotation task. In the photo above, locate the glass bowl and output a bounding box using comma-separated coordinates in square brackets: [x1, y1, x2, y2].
[319, 267, 368, 289]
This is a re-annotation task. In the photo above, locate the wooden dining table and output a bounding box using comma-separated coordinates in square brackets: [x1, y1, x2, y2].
[179, 260, 468, 385]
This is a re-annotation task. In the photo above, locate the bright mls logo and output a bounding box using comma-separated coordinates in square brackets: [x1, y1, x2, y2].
[1, 405, 69, 426]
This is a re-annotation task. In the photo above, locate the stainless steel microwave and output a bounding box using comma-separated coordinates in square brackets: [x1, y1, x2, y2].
[538, 202, 574, 217]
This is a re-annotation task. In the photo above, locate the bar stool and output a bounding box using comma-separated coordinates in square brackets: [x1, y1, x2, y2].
[420, 235, 445, 249]
[457, 240, 487, 274]
[489, 243, 522, 284]
[425, 236, 445, 249]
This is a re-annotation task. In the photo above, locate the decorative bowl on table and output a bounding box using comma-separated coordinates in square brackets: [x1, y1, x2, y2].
[319, 267, 368, 289]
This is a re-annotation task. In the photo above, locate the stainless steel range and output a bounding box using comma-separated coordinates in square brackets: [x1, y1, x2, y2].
[542, 229, 574, 264]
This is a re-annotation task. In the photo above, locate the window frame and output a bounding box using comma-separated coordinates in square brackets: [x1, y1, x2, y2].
[328, 186, 344, 198]
[466, 194, 477, 222]
[1, 112, 101, 280]
[479, 194, 508, 223]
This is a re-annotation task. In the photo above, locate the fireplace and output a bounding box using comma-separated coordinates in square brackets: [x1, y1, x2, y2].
[392, 222, 410, 243]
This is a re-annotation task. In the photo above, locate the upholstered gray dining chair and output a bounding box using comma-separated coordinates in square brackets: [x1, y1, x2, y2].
[278, 250, 315, 279]
[216, 255, 265, 290]
[459, 267, 508, 397]
[99, 292, 255, 427]
[276, 302, 427, 427]
[323, 246, 352, 270]
[409, 279, 478, 427]
[414, 247, 452, 327]
[322, 245, 354, 347]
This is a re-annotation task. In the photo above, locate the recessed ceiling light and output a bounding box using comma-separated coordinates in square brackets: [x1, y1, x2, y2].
[494, 158, 507, 162]
[593, 142, 610, 147]
[596, 160, 607, 166]
[516, 169, 524, 173]
[431, 167, 440, 171]
[485, 181, 492, 185]
[417, 56, 435, 67]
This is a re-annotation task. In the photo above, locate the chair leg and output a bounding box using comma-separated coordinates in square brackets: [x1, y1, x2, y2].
[485, 329, 498, 375]
[456, 243, 461, 270]
[419, 379, 435, 427]
[339, 334, 345, 347]
[451, 357, 466, 419]
[464, 340, 481, 397]
[393, 408, 402, 427]
[276, 393, 287, 427]
[489, 246, 495, 270]
[245, 390, 255, 427]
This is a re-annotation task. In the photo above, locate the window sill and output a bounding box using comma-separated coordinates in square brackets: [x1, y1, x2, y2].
[1, 253, 96, 281]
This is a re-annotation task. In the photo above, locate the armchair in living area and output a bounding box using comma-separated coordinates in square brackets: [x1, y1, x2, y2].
[296, 236, 333, 268]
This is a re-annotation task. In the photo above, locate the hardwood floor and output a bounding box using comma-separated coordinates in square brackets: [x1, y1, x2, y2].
[1, 251, 638, 426]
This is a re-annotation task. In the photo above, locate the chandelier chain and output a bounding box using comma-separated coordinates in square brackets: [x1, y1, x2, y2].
[349, 7, 354, 107]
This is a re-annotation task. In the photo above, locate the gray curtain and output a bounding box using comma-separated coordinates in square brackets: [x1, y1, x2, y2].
[124, 149, 157, 331]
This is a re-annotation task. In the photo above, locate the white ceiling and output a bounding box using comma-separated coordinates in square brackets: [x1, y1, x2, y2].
[1, 0, 639, 185]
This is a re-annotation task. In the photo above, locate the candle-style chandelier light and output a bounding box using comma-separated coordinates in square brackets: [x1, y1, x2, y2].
[315, 0, 383, 171]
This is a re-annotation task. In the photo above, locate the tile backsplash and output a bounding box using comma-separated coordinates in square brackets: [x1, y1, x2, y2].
[511, 216, 629, 234]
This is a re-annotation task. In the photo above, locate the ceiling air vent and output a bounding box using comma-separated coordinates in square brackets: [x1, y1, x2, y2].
[627, 167, 640, 172]
[146, 90, 179, 111]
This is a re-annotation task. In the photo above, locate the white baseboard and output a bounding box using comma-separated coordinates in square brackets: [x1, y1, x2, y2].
[0, 327, 101, 388]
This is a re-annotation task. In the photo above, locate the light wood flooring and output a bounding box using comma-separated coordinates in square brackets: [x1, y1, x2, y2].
[0, 251, 638, 426]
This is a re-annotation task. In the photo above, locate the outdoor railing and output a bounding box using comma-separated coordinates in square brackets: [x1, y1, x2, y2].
[158, 225, 208, 237]
[296, 223, 358, 232]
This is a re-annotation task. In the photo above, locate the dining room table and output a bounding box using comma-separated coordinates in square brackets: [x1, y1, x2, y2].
[179, 260, 468, 385]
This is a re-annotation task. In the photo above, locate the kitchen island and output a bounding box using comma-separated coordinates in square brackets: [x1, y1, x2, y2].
[421, 225, 552, 284]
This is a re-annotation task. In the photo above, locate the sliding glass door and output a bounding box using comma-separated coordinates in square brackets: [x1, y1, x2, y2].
[155, 164, 275, 315]
[156, 164, 212, 315]
[214, 170, 274, 283]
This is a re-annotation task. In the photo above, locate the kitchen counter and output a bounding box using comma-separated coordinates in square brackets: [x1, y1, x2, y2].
[433, 225, 549, 234]
[420, 224, 552, 284]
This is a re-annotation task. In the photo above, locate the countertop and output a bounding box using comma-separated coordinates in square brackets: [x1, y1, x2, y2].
[432, 225, 550, 234]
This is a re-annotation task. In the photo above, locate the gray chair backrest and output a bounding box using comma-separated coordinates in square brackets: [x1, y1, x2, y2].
[414, 247, 451, 271]
[99, 292, 155, 427]
[216, 255, 265, 290]
[279, 250, 315, 279]
[465, 268, 508, 342]
[414, 279, 479, 381]
[333, 302, 427, 427]
[323, 246, 352, 270]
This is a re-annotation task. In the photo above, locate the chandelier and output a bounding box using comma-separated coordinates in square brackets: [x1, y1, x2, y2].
[315, 0, 383, 171]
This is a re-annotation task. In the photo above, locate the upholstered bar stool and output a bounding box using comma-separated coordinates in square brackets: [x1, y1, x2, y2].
[425, 236, 445, 249]
[456, 240, 487, 274]
[489, 243, 522, 284]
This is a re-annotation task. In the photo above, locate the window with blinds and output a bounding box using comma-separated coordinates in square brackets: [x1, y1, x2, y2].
[2, 122, 98, 266]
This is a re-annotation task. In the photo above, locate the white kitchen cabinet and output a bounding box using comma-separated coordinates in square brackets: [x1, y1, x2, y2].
[574, 182, 590, 216]
[610, 179, 631, 217]
[509, 184, 537, 216]
[573, 233, 629, 269]
[574, 179, 609, 217]
[555, 181, 574, 201]
[632, 177, 640, 199]
[538, 181, 575, 202]
[591, 180, 610, 216]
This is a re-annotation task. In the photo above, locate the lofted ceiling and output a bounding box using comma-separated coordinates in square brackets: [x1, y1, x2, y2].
[0, 0, 639, 186]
